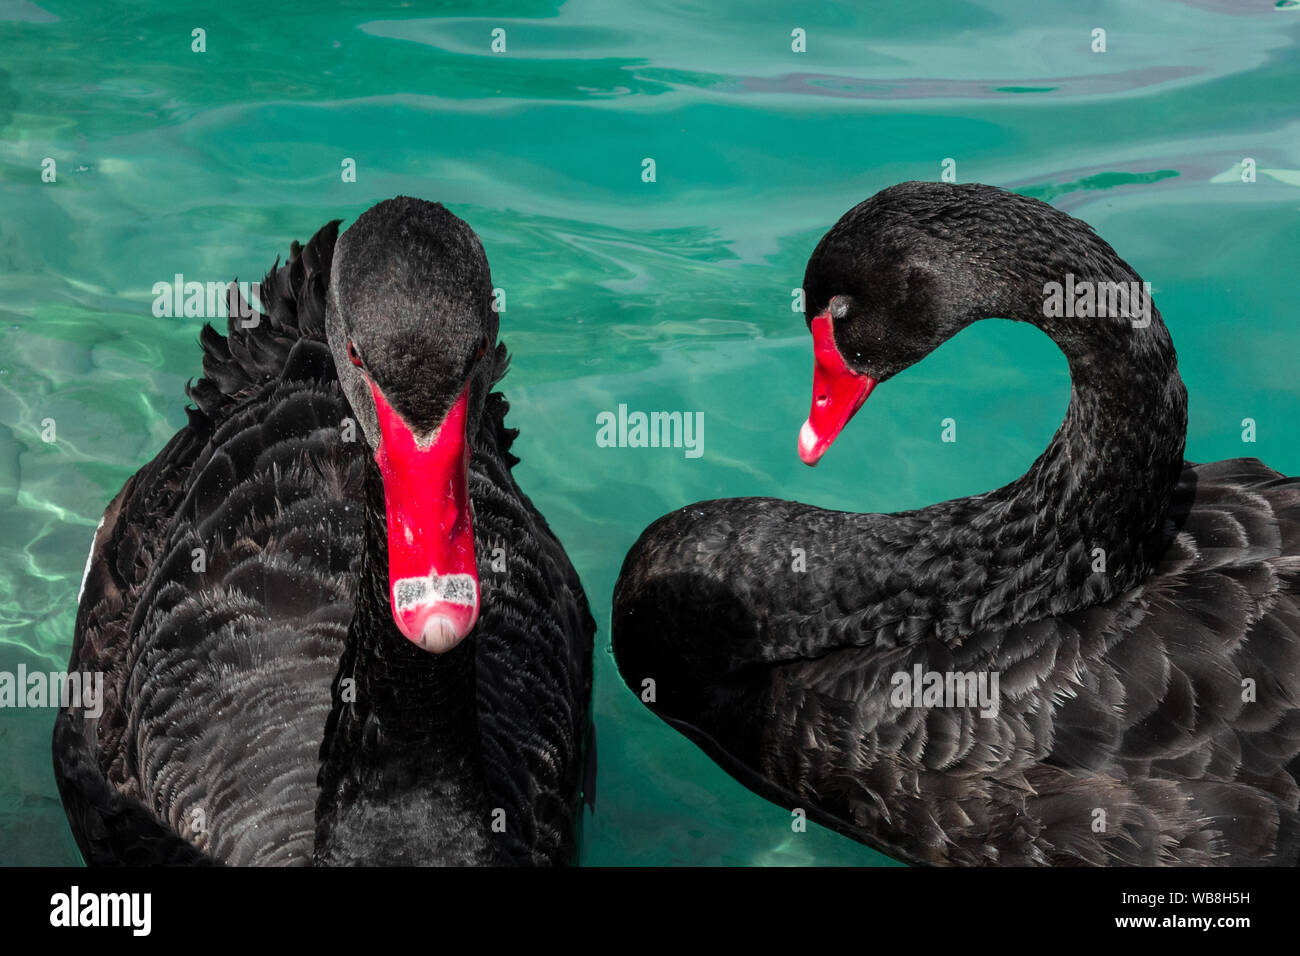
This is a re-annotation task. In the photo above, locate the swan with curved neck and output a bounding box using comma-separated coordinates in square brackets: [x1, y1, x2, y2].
[613, 181, 1300, 866]
[54, 198, 594, 866]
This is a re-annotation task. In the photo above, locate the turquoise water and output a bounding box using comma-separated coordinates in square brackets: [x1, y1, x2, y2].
[2, 0, 1299, 866]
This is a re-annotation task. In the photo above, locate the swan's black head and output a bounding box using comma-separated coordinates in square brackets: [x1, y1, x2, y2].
[798, 181, 1048, 464]
[325, 197, 499, 654]
[328, 197, 497, 437]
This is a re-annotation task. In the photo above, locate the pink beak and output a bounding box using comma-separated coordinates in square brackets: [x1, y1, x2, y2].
[798, 311, 877, 465]
[370, 379, 479, 652]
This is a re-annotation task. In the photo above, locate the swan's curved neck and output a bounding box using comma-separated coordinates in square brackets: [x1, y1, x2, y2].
[314, 461, 494, 866]
[914, 230, 1189, 638]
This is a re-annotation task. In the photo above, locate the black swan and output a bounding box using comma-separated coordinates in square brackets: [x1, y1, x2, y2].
[612, 181, 1300, 866]
[53, 198, 594, 866]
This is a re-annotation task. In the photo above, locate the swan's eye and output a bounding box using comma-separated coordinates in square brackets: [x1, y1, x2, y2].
[476, 335, 490, 360]
[829, 296, 853, 320]
[347, 341, 364, 368]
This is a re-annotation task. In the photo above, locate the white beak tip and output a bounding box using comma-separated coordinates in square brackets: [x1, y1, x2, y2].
[416, 614, 469, 653]
[798, 420, 824, 465]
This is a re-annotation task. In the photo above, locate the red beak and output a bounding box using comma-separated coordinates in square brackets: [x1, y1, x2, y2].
[798, 311, 877, 465]
[370, 379, 479, 652]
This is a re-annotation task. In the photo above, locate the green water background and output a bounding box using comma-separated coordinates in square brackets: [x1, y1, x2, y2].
[1, 0, 1298, 865]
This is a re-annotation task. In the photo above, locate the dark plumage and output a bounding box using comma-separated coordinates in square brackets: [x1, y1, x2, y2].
[612, 181, 1300, 866]
[54, 200, 594, 866]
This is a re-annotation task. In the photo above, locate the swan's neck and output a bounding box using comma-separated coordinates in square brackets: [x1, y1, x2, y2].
[916, 237, 1189, 637]
[314, 462, 494, 866]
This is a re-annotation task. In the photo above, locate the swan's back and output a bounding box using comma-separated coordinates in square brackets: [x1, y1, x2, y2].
[614, 457, 1300, 865]
[55, 223, 361, 865]
[808, 458, 1300, 864]
[1048, 457, 1300, 864]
